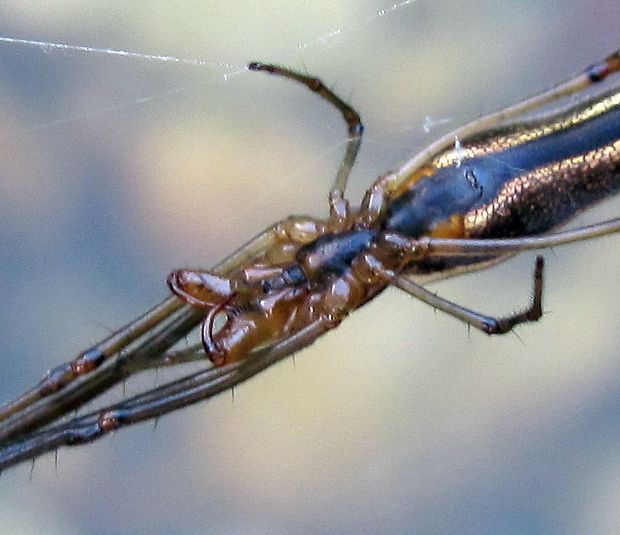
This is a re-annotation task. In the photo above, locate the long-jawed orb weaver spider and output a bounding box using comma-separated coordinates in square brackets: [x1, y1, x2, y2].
[167, 55, 620, 365]
[0, 50, 619, 470]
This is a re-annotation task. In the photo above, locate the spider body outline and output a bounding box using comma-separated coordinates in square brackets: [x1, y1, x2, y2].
[168, 53, 620, 365]
[2, 51, 620, 468]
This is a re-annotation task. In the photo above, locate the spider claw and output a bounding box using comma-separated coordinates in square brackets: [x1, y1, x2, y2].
[201, 294, 237, 365]
[167, 269, 234, 309]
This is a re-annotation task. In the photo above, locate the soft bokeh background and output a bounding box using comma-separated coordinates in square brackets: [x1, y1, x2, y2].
[1, 1, 620, 534]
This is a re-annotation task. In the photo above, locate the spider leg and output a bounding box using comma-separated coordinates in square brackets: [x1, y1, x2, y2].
[0, 316, 339, 471]
[0, 219, 314, 442]
[381, 50, 620, 198]
[0, 302, 202, 444]
[249, 62, 364, 229]
[381, 218, 620, 259]
[0, 296, 185, 426]
[392, 256, 544, 334]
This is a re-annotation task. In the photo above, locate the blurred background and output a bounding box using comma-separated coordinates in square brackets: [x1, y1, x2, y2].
[1, 1, 620, 533]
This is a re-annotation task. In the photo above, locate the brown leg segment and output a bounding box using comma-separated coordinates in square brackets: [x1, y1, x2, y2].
[248, 62, 364, 227]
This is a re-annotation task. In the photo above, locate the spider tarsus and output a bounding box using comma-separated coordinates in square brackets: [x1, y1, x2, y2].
[248, 61, 269, 72]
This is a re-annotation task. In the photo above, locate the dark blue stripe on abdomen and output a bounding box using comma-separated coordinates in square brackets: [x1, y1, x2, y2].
[383, 103, 620, 237]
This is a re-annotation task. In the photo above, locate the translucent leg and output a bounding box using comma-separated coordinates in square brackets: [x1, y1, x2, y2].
[381, 218, 620, 259]
[249, 62, 364, 225]
[0, 220, 306, 442]
[0, 303, 203, 443]
[0, 296, 185, 426]
[169, 215, 326, 309]
[0, 316, 339, 470]
[393, 257, 544, 334]
[358, 173, 395, 227]
[382, 50, 620, 197]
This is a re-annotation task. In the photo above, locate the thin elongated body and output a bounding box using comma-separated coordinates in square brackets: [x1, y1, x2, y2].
[2, 51, 620, 470]
[387, 86, 620, 273]
[168, 55, 620, 365]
